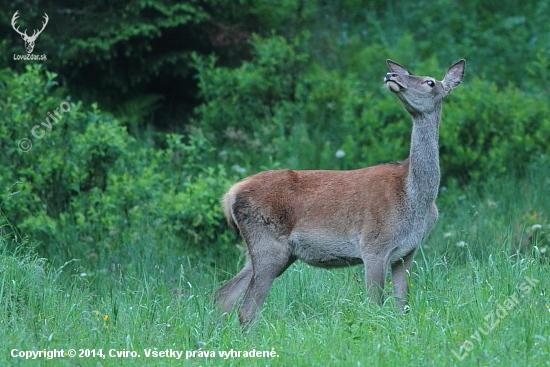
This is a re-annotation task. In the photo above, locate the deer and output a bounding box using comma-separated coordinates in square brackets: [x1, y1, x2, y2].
[11, 11, 49, 54]
[215, 59, 465, 326]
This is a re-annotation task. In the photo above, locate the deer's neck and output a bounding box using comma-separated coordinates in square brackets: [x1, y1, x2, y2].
[406, 107, 442, 206]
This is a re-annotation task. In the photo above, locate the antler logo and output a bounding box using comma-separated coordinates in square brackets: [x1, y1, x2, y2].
[11, 11, 49, 54]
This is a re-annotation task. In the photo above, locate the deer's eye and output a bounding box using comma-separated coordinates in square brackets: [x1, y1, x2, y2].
[426, 80, 435, 87]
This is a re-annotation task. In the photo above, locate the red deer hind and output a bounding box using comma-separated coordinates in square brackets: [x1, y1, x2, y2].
[216, 59, 466, 326]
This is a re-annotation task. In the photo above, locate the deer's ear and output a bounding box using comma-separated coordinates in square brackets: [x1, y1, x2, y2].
[387, 60, 411, 75]
[442, 59, 465, 91]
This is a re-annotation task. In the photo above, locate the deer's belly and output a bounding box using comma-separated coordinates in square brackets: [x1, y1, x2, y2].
[288, 231, 363, 268]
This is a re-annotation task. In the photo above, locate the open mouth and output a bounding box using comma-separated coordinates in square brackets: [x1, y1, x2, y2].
[385, 79, 405, 92]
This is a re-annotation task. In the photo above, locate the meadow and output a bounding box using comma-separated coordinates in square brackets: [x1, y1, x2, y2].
[1, 165, 549, 367]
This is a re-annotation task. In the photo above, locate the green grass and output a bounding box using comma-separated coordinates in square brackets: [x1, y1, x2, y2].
[1, 168, 549, 366]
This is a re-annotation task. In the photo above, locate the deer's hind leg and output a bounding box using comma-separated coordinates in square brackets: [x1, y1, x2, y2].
[215, 257, 253, 313]
[238, 232, 295, 326]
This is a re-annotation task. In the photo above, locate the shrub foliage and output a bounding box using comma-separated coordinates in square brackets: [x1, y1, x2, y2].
[0, 66, 234, 265]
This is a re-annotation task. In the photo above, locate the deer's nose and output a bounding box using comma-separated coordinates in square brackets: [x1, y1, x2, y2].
[385, 72, 398, 81]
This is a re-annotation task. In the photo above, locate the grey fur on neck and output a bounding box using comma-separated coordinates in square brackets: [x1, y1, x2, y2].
[407, 105, 442, 205]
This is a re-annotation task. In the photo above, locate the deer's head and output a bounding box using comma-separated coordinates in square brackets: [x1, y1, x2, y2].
[12, 11, 49, 54]
[385, 59, 465, 115]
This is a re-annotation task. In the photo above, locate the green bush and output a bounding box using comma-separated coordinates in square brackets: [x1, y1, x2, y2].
[194, 34, 550, 185]
[0, 66, 235, 265]
[193, 34, 310, 167]
[0, 64, 123, 240]
[442, 79, 550, 182]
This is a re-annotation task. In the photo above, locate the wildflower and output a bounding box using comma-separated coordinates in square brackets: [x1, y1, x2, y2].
[335, 149, 345, 158]
[103, 314, 109, 321]
[456, 241, 468, 247]
[531, 224, 543, 231]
